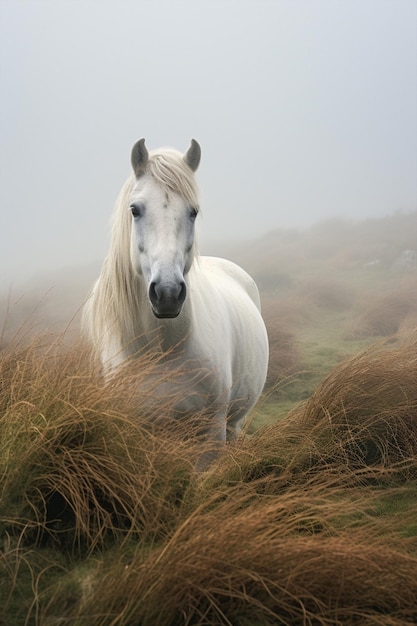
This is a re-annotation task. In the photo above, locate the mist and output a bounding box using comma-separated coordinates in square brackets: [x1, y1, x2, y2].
[0, 0, 416, 292]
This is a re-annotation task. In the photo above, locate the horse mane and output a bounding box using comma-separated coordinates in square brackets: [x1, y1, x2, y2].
[83, 148, 200, 357]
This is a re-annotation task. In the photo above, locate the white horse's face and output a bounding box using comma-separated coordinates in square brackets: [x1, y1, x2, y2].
[129, 174, 198, 319]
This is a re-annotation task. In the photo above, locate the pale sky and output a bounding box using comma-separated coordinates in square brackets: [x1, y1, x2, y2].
[1, 0, 416, 289]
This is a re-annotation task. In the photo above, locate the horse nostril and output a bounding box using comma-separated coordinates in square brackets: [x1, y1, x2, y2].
[178, 281, 186, 304]
[149, 280, 186, 304]
[149, 281, 159, 304]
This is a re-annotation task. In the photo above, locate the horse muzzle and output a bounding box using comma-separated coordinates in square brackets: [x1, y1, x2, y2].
[148, 280, 187, 318]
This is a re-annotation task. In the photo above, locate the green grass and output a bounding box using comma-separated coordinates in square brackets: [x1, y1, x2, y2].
[254, 306, 382, 431]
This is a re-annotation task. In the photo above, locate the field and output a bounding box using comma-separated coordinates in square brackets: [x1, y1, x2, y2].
[1, 212, 417, 625]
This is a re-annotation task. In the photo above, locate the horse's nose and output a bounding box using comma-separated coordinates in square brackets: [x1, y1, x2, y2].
[149, 280, 187, 318]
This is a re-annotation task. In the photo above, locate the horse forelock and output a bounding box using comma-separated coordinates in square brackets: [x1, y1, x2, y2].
[111, 148, 200, 261]
[147, 148, 200, 210]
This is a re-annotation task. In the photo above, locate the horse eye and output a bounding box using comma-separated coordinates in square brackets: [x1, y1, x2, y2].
[130, 204, 143, 219]
[190, 207, 198, 221]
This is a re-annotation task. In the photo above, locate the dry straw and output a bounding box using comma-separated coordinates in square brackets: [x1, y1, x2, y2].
[0, 333, 203, 554]
[1, 330, 417, 624]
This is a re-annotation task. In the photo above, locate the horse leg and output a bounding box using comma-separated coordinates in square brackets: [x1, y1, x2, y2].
[226, 413, 244, 442]
[194, 411, 227, 471]
[226, 398, 258, 442]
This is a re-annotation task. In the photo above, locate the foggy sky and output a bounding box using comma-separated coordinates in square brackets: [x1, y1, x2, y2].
[1, 0, 416, 289]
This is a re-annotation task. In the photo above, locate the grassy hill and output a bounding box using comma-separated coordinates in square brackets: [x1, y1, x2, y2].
[1, 211, 416, 624]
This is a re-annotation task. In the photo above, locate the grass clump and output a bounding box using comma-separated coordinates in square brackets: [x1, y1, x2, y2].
[71, 495, 417, 626]
[216, 332, 417, 489]
[0, 334, 197, 555]
[1, 328, 417, 624]
[294, 331, 417, 474]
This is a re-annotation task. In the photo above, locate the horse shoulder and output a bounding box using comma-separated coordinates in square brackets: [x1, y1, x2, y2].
[191, 256, 268, 371]
[199, 256, 262, 310]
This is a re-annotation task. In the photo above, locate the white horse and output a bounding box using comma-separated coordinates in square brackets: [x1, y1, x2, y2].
[83, 139, 269, 457]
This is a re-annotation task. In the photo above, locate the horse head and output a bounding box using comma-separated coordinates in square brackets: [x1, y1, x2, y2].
[129, 139, 201, 319]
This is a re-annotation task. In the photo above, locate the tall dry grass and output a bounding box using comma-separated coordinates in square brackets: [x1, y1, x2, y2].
[211, 331, 417, 488]
[293, 331, 417, 474]
[67, 485, 417, 626]
[1, 330, 417, 624]
[0, 333, 205, 556]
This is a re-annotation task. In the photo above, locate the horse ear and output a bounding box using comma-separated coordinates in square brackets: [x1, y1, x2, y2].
[131, 138, 149, 177]
[184, 139, 201, 172]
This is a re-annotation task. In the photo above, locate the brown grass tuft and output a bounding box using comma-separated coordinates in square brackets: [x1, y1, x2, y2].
[2, 329, 417, 624]
[290, 331, 417, 475]
[0, 334, 203, 554]
[66, 485, 417, 625]
[202, 331, 417, 490]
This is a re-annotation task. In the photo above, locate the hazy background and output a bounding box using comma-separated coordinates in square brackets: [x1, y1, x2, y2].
[1, 0, 416, 291]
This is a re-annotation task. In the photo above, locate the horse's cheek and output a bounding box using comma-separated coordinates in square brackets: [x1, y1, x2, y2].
[129, 235, 144, 276]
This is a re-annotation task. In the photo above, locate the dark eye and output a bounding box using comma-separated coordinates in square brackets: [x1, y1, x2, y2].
[189, 207, 198, 221]
[130, 203, 143, 219]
